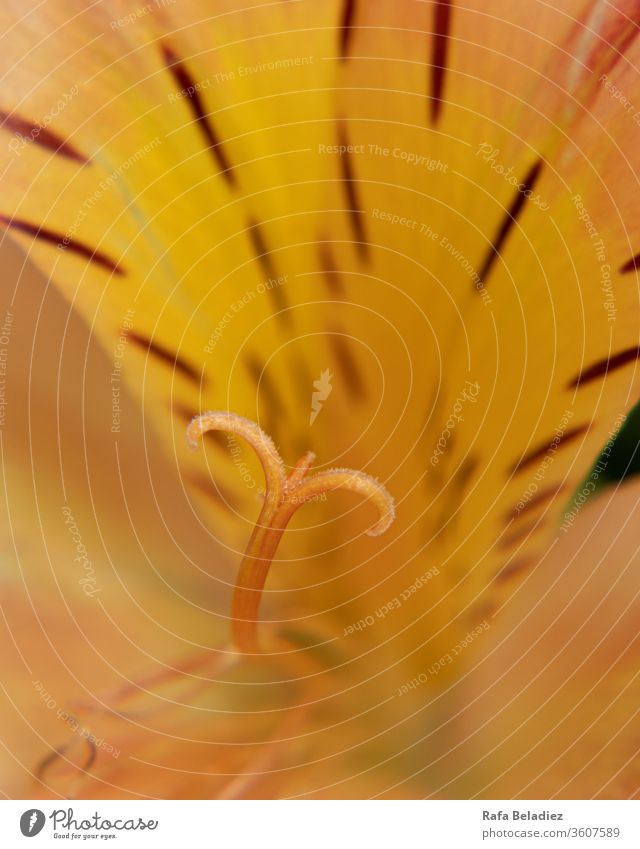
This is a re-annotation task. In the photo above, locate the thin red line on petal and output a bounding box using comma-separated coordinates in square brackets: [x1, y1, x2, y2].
[1, 110, 87, 163]
[430, 0, 452, 124]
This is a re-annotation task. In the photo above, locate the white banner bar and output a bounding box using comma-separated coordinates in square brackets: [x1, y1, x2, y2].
[1, 800, 638, 848]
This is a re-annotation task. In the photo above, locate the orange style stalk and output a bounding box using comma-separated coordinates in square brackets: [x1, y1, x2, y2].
[186, 411, 395, 653]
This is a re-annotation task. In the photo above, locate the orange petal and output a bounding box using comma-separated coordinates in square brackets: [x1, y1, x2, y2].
[434, 478, 640, 798]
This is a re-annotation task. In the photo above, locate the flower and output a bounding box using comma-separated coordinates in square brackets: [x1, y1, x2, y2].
[1, 0, 640, 798]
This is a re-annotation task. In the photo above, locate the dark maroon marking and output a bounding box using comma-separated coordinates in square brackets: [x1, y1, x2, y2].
[0, 215, 122, 275]
[319, 241, 345, 295]
[245, 218, 290, 321]
[430, 0, 452, 123]
[246, 218, 277, 279]
[339, 0, 357, 60]
[507, 483, 566, 521]
[245, 353, 285, 416]
[619, 254, 640, 274]
[433, 454, 477, 540]
[171, 402, 198, 424]
[84, 739, 97, 772]
[329, 332, 366, 398]
[512, 424, 589, 474]
[569, 346, 640, 388]
[455, 454, 478, 491]
[493, 556, 535, 584]
[476, 158, 544, 287]
[129, 332, 202, 384]
[338, 125, 368, 261]
[36, 737, 96, 781]
[161, 43, 235, 186]
[1, 110, 87, 163]
[499, 519, 545, 551]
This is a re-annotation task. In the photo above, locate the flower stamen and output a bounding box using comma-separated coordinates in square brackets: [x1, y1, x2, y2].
[285, 450, 316, 489]
[187, 412, 395, 654]
[186, 411, 285, 524]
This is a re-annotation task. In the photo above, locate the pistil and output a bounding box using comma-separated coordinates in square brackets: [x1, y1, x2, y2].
[187, 411, 395, 653]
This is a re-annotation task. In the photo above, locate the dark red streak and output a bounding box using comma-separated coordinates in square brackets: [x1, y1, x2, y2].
[0, 215, 122, 275]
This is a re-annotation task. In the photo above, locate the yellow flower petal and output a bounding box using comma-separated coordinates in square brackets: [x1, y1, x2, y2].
[3, 1, 640, 797]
